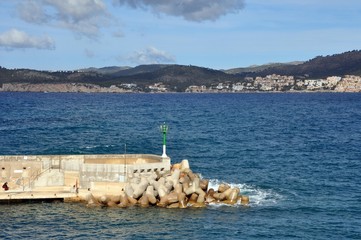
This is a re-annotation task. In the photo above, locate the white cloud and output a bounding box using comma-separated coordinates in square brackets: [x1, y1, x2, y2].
[127, 47, 176, 64]
[0, 29, 55, 50]
[16, 0, 110, 38]
[17, 0, 50, 24]
[113, 0, 245, 22]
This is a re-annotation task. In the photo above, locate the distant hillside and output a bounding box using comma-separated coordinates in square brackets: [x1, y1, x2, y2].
[0, 65, 242, 92]
[116, 65, 242, 91]
[112, 64, 171, 77]
[79, 66, 131, 74]
[1, 50, 361, 92]
[224, 62, 304, 74]
[0, 67, 106, 85]
[240, 50, 361, 78]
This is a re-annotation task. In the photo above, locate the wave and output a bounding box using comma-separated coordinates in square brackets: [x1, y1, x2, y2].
[207, 179, 283, 207]
[83, 144, 116, 149]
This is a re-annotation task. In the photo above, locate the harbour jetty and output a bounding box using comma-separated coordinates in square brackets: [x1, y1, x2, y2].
[0, 153, 170, 203]
[0, 154, 249, 207]
[1, 123, 249, 207]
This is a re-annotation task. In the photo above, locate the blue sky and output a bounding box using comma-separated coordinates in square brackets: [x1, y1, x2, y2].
[0, 0, 360, 71]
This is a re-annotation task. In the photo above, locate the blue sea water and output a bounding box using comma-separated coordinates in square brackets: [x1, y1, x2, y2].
[0, 92, 361, 239]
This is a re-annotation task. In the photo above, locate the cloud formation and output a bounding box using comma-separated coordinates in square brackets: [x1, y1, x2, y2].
[16, 0, 110, 38]
[0, 29, 55, 50]
[113, 0, 245, 22]
[127, 47, 176, 64]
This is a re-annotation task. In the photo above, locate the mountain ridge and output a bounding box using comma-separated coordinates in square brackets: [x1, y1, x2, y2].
[1, 50, 361, 92]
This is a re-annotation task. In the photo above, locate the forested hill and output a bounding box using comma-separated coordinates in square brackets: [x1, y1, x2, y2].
[0, 65, 241, 92]
[237, 50, 361, 78]
[1, 50, 361, 91]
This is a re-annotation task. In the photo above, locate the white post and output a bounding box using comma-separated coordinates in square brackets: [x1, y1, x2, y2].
[162, 144, 167, 158]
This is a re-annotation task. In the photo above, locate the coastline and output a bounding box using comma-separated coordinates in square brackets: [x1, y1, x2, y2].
[0, 83, 360, 94]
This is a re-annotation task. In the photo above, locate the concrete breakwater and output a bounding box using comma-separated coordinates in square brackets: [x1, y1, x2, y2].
[0, 154, 170, 203]
[84, 159, 249, 208]
[0, 154, 249, 207]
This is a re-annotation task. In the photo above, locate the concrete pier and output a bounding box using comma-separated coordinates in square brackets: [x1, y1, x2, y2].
[0, 154, 170, 203]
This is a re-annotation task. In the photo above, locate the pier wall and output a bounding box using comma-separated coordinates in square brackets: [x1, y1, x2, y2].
[0, 154, 170, 199]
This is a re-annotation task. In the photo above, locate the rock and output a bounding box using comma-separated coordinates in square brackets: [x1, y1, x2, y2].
[184, 177, 200, 195]
[157, 198, 168, 207]
[219, 188, 233, 201]
[138, 195, 149, 208]
[213, 192, 224, 201]
[228, 188, 240, 203]
[158, 177, 166, 185]
[80, 160, 249, 209]
[164, 181, 174, 192]
[153, 181, 168, 198]
[180, 176, 191, 192]
[172, 168, 181, 181]
[127, 196, 138, 205]
[190, 202, 206, 208]
[188, 171, 198, 181]
[132, 177, 149, 199]
[180, 159, 190, 172]
[218, 183, 230, 193]
[207, 188, 215, 197]
[124, 184, 134, 197]
[146, 172, 157, 185]
[205, 194, 216, 203]
[199, 179, 209, 191]
[145, 186, 157, 205]
[85, 193, 98, 207]
[178, 192, 187, 208]
[241, 195, 250, 205]
[110, 195, 121, 204]
[197, 193, 206, 203]
[179, 175, 190, 184]
[158, 191, 179, 207]
[166, 168, 180, 188]
[107, 200, 118, 207]
[188, 193, 198, 203]
[119, 195, 129, 208]
[99, 195, 108, 205]
[195, 187, 206, 203]
[166, 192, 179, 204]
[174, 183, 183, 194]
[167, 203, 179, 208]
[171, 163, 181, 171]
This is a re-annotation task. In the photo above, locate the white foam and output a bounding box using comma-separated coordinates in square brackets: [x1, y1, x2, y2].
[84, 144, 114, 149]
[207, 179, 283, 207]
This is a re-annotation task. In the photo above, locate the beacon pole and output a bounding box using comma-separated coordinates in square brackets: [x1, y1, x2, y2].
[160, 123, 168, 158]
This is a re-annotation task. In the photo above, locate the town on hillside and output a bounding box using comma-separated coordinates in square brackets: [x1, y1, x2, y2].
[143, 74, 361, 93]
[1, 74, 361, 93]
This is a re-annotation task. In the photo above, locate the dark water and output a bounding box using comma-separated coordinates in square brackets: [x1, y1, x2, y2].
[0, 92, 361, 239]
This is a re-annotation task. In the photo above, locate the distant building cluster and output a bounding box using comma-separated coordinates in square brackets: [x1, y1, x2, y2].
[2, 74, 361, 93]
[184, 74, 361, 93]
[334, 75, 361, 92]
[148, 83, 168, 92]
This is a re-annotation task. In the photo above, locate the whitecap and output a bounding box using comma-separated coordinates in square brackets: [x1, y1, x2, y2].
[207, 179, 283, 207]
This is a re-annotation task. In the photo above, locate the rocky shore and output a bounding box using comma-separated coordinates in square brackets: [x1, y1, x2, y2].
[82, 160, 249, 208]
[0, 83, 131, 93]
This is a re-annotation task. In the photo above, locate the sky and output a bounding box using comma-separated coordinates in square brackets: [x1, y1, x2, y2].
[0, 0, 361, 71]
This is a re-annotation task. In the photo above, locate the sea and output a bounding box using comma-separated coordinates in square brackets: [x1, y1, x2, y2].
[0, 92, 360, 239]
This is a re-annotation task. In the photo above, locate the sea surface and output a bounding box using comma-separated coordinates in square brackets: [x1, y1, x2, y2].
[0, 92, 360, 239]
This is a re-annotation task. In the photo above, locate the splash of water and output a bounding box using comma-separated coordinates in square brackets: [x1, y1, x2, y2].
[207, 179, 283, 207]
